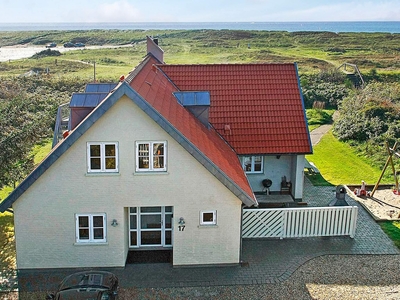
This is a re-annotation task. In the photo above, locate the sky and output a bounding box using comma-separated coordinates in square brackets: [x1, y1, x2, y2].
[0, 0, 399, 23]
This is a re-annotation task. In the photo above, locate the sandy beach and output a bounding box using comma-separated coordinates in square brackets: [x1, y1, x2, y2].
[0, 44, 132, 62]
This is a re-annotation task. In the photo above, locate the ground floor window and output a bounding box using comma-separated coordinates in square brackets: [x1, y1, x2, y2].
[200, 210, 217, 225]
[129, 206, 173, 248]
[242, 156, 263, 173]
[75, 213, 106, 243]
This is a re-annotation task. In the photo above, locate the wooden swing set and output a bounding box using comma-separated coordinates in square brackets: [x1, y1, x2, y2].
[371, 141, 400, 197]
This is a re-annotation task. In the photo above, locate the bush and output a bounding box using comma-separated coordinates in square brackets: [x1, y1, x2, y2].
[30, 49, 61, 59]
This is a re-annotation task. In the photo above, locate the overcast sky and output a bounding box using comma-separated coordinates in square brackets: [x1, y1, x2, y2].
[0, 0, 399, 23]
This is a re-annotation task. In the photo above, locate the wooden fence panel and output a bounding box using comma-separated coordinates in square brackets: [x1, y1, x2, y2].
[242, 206, 358, 239]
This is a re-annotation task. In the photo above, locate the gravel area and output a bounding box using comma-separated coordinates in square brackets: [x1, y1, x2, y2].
[5, 254, 400, 299]
[113, 255, 400, 300]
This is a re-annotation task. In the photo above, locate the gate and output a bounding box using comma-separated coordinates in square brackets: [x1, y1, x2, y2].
[242, 206, 358, 239]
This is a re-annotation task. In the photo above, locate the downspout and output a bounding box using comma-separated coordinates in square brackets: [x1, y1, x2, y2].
[239, 205, 244, 265]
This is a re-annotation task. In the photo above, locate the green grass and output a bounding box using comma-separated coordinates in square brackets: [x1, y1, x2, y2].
[31, 139, 53, 165]
[379, 221, 400, 249]
[306, 130, 390, 186]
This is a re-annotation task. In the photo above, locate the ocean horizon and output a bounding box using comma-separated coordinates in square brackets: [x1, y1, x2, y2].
[0, 21, 399, 33]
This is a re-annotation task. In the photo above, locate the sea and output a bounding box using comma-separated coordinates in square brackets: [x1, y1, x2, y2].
[0, 22, 399, 33]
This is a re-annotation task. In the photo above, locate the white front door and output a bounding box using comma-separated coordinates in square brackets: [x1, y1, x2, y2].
[129, 206, 173, 248]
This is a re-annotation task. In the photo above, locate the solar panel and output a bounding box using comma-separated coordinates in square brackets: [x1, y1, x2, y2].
[85, 83, 117, 93]
[69, 93, 109, 107]
[173, 91, 210, 106]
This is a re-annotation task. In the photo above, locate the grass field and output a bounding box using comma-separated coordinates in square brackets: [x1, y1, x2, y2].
[306, 130, 391, 186]
[1, 30, 400, 79]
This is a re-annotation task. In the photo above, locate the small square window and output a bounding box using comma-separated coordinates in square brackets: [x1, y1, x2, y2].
[200, 210, 217, 225]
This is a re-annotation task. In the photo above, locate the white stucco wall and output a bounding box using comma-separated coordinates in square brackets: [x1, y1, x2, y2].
[13, 95, 242, 269]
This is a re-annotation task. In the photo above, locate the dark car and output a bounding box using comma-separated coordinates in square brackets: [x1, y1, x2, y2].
[46, 271, 118, 300]
[46, 43, 57, 48]
[74, 42, 85, 47]
[63, 42, 76, 48]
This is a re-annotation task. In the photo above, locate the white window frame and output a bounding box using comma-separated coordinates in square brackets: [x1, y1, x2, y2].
[135, 141, 167, 172]
[87, 142, 118, 173]
[242, 156, 263, 174]
[75, 213, 107, 243]
[200, 210, 217, 226]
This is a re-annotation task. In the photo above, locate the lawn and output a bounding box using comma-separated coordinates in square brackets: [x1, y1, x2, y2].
[306, 130, 390, 186]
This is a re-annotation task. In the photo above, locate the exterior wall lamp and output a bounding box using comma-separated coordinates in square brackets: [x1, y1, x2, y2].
[111, 219, 118, 227]
[178, 217, 185, 231]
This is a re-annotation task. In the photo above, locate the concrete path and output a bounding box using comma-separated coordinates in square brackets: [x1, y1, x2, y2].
[310, 124, 332, 146]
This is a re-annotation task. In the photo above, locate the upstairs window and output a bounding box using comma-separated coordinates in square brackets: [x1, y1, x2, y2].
[136, 141, 167, 172]
[242, 156, 263, 173]
[87, 142, 118, 173]
[76, 213, 106, 243]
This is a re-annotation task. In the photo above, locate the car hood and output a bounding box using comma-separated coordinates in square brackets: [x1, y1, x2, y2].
[57, 287, 105, 299]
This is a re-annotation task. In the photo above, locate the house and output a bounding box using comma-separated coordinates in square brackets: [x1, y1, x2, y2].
[0, 37, 312, 269]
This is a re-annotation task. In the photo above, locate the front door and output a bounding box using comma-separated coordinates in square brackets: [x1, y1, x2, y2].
[129, 206, 173, 248]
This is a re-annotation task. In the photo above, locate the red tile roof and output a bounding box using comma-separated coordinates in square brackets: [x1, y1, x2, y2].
[158, 64, 312, 155]
[129, 56, 256, 205]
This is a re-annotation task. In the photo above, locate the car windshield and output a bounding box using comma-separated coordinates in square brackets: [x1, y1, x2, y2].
[60, 273, 109, 290]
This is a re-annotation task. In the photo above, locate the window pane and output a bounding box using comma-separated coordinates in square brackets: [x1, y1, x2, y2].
[105, 144, 115, 156]
[165, 206, 172, 212]
[140, 207, 161, 213]
[79, 216, 89, 227]
[141, 215, 161, 229]
[93, 216, 103, 227]
[202, 212, 214, 222]
[90, 145, 100, 156]
[79, 229, 89, 239]
[90, 158, 101, 170]
[254, 156, 262, 172]
[138, 143, 150, 169]
[243, 156, 252, 171]
[93, 228, 104, 239]
[138, 157, 149, 169]
[130, 207, 137, 213]
[130, 215, 137, 229]
[153, 143, 164, 169]
[105, 157, 116, 169]
[130, 231, 137, 246]
[153, 143, 164, 155]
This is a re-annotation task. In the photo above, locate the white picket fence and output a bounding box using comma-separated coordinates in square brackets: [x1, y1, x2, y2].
[242, 206, 358, 239]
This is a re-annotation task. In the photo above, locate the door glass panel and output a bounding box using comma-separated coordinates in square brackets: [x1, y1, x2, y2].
[165, 214, 172, 229]
[130, 232, 137, 246]
[129, 215, 137, 229]
[130, 207, 137, 213]
[140, 207, 161, 213]
[141, 231, 161, 245]
[141, 215, 161, 229]
[165, 231, 171, 245]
